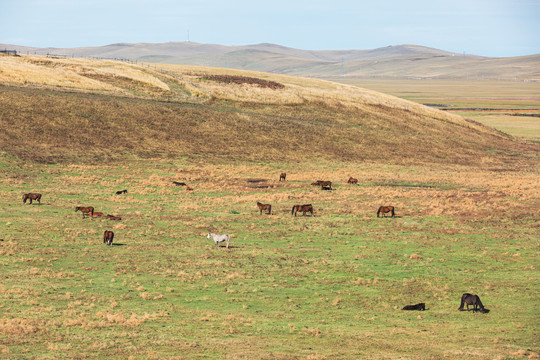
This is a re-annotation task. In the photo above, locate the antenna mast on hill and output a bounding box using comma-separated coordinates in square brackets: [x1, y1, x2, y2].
[187, 29, 190, 42]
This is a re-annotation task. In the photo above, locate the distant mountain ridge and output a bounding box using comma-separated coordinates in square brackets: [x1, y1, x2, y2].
[2, 42, 538, 80]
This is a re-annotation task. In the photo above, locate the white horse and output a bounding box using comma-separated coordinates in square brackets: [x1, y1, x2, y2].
[207, 233, 230, 248]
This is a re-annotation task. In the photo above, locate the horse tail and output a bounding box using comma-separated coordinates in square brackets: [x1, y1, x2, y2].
[458, 294, 466, 310]
[391, 207, 395, 217]
[23, 194, 27, 203]
[291, 206, 295, 215]
[268, 205, 271, 214]
[377, 207, 381, 217]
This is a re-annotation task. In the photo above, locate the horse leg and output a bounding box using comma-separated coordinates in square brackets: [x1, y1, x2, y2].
[226, 239, 229, 249]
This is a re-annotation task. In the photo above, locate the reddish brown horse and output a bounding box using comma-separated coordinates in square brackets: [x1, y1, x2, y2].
[75, 206, 94, 218]
[103, 230, 114, 246]
[279, 173, 287, 181]
[292, 204, 313, 217]
[23, 193, 41, 204]
[377, 206, 395, 218]
[347, 177, 358, 184]
[257, 202, 272, 215]
[91, 211, 104, 218]
[106, 214, 122, 221]
[311, 180, 332, 190]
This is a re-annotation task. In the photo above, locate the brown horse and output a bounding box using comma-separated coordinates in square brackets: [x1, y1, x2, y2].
[103, 230, 114, 246]
[257, 202, 272, 215]
[311, 180, 332, 190]
[186, 186, 194, 191]
[75, 206, 94, 218]
[106, 214, 122, 221]
[91, 211, 104, 218]
[292, 204, 313, 217]
[377, 206, 395, 218]
[402, 303, 425, 311]
[347, 177, 358, 184]
[23, 193, 41, 204]
[458, 293, 486, 313]
[279, 173, 287, 181]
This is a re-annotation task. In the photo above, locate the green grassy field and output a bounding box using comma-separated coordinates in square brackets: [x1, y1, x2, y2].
[1, 157, 538, 359]
[328, 78, 540, 140]
[0, 56, 539, 359]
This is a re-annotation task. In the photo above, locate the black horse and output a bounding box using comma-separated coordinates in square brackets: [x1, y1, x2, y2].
[115, 189, 128, 195]
[402, 303, 425, 311]
[458, 293, 487, 313]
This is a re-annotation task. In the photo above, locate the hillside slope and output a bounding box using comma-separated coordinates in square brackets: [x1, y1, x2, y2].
[0, 54, 531, 165]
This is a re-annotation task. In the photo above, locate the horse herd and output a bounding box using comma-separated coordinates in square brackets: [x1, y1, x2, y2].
[21, 172, 489, 313]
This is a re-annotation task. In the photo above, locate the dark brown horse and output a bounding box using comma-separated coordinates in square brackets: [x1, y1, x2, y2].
[23, 193, 41, 204]
[279, 173, 287, 181]
[106, 214, 122, 221]
[402, 303, 425, 311]
[377, 206, 395, 218]
[292, 204, 313, 217]
[257, 202, 272, 215]
[115, 189, 127, 195]
[458, 293, 486, 313]
[173, 181, 187, 186]
[347, 177, 358, 184]
[103, 230, 114, 246]
[75, 206, 94, 218]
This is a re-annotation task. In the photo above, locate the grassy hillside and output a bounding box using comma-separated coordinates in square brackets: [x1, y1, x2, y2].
[0, 54, 530, 165]
[0, 55, 538, 359]
[330, 78, 540, 140]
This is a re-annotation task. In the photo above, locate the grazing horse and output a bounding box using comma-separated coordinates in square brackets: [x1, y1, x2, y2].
[458, 293, 486, 313]
[257, 202, 272, 215]
[23, 193, 41, 205]
[186, 186, 194, 191]
[173, 181, 187, 186]
[279, 173, 287, 181]
[91, 211, 104, 218]
[311, 180, 332, 190]
[106, 214, 122, 221]
[347, 177, 358, 184]
[103, 230, 114, 246]
[75, 206, 94, 218]
[291, 204, 313, 217]
[207, 233, 230, 248]
[115, 189, 128, 195]
[377, 206, 395, 218]
[402, 303, 426, 311]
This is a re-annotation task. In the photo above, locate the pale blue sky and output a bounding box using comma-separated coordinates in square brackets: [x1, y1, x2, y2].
[1, 0, 539, 57]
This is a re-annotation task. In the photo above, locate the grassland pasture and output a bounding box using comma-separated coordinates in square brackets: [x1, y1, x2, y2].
[329, 78, 540, 140]
[0, 55, 538, 359]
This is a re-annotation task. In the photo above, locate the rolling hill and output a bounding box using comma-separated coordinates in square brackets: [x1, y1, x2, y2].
[0, 54, 532, 165]
[3, 42, 538, 80]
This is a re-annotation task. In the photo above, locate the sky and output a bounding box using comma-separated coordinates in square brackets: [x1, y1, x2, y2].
[1, 0, 539, 57]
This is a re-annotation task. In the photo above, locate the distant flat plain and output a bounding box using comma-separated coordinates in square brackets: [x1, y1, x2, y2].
[328, 78, 540, 140]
